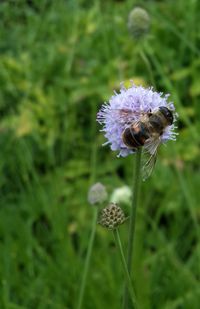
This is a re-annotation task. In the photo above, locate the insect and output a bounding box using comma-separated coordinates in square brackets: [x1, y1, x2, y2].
[120, 106, 174, 180]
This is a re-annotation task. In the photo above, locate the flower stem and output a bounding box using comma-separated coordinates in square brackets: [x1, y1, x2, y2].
[123, 148, 142, 309]
[113, 229, 138, 309]
[77, 207, 98, 309]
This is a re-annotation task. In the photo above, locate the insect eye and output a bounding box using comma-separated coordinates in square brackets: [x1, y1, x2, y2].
[167, 110, 173, 124]
[159, 106, 173, 125]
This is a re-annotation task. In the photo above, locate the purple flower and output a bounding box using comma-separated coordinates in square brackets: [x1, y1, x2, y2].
[97, 83, 178, 157]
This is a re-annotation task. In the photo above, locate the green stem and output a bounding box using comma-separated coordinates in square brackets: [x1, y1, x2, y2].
[113, 229, 137, 309]
[77, 208, 98, 309]
[123, 149, 142, 309]
[139, 49, 156, 88]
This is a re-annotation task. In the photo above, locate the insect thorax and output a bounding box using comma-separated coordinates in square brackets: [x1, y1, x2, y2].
[148, 113, 167, 134]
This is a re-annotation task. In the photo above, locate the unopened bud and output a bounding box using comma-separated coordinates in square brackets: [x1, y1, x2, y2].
[110, 186, 132, 205]
[98, 203, 126, 230]
[88, 182, 108, 205]
[128, 7, 150, 39]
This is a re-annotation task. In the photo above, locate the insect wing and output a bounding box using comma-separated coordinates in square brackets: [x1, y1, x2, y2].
[143, 135, 161, 155]
[141, 136, 161, 181]
[141, 151, 157, 181]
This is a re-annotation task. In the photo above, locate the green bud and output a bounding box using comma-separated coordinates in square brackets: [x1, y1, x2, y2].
[110, 186, 132, 205]
[88, 182, 108, 205]
[128, 7, 150, 39]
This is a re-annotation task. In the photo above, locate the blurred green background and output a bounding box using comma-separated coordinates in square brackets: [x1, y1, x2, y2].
[0, 0, 199, 308]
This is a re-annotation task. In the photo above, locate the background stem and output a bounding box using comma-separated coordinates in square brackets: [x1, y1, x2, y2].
[123, 149, 142, 309]
[139, 49, 156, 88]
[113, 229, 137, 309]
[77, 102, 98, 309]
[77, 208, 98, 309]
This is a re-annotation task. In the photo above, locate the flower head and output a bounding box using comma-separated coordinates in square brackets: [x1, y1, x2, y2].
[98, 203, 126, 230]
[97, 83, 177, 157]
[110, 186, 132, 205]
[128, 7, 150, 39]
[88, 182, 108, 205]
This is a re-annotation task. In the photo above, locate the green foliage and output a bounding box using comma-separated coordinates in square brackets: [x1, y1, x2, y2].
[0, 0, 200, 308]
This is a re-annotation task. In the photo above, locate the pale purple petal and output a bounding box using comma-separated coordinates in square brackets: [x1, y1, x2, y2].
[97, 84, 178, 157]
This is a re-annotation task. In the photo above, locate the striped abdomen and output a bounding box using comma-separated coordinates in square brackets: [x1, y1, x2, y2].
[122, 122, 150, 149]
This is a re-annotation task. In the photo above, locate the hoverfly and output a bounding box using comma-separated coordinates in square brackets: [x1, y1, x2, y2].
[115, 106, 174, 180]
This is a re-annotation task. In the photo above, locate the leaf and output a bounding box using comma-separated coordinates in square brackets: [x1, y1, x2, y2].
[189, 79, 200, 97]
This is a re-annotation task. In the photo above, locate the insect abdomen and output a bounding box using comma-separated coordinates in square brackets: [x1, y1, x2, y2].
[122, 123, 150, 149]
[122, 127, 138, 148]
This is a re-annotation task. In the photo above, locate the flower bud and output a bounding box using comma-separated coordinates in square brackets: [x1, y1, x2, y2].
[98, 203, 126, 230]
[88, 182, 108, 205]
[110, 186, 132, 205]
[128, 7, 150, 39]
